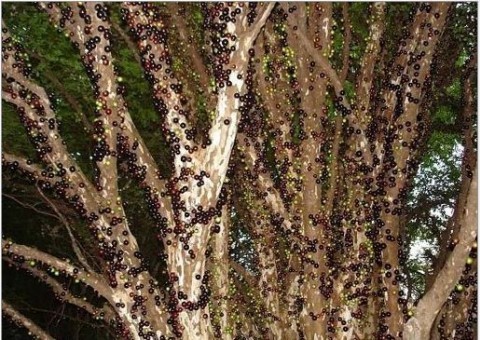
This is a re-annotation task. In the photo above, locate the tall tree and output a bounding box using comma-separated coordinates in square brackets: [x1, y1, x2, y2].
[2, 2, 477, 339]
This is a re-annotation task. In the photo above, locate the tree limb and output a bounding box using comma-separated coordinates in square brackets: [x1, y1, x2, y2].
[3, 193, 60, 221]
[3, 300, 55, 340]
[3, 256, 115, 323]
[404, 166, 477, 339]
[294, 30, 349, 110]
[200, 3, 275, 204]
[208, 204, 232, 338]
[355, 2, 386, 123]
[27, 50, 93, 133]
[35, 186, 94, 273]
[254, 28, 297, 206]
[2, 240, 111, 302]
[39, 2, 121, 199]
[120, 2, 194, 175]
[236, 133, 291, 221]
[2, 25, 98, 205]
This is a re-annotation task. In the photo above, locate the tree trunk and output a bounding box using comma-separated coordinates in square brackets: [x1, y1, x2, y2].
[2, 2, 476, 339]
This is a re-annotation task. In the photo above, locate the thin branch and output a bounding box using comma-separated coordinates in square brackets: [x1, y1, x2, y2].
[16, 304, 113, 335]
[3, 154, 105, 274]
[35, 186, 94, 273]
[3, 193, 60, 221]
[2, 300, 55, 340]
[295, 29, 349, 109]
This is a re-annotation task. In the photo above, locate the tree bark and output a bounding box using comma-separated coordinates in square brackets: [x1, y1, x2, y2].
[2, 2, 475, 339]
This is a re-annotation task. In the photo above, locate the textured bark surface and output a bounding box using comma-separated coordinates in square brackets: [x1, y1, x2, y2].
[1, 2, 476, 339]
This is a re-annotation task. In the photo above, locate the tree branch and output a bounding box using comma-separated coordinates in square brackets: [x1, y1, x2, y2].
[2, 25, 98, 205]
[355, 2, 386, 123]
[294, 30, 349, 110]
[325, 116, 343, 213]
[404, 166, 477, 339]
[39, 1, 174, 241]
[3, 193, 60, 220]
[39, 2, 121, 199]
[427, 66, 477, 289]
[120, 2, 194, 175]
[327, 2, 386, 212]
[27, 50, 93, 133]
[4, 256, 115, 323]
[430, 266, 477, 339]
[3, 153, 43, 176]
[254, 28, 297, 206]
[208, 204, 232, 337]
[3, 300, 54, 340]
[2, 240, 111, 302]
[282, 3, 330, 220]
[236, 133, 291, 220]
[39, 4, 170, 223]
[35, 186, 94, 273]
[199, 3, 275, 204]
